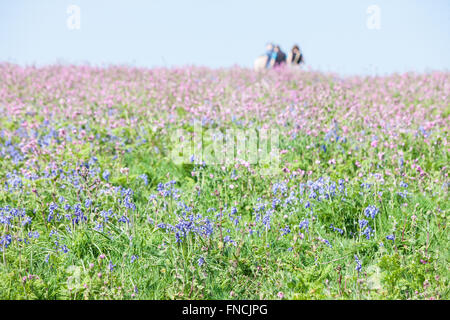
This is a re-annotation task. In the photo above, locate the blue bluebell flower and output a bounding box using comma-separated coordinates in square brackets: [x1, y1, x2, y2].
[108, 260, 116, 272]
[354, 255, 362, 273]
[359, 219, 369, 229]
[0, 234, 12, 251]
[138, 174, 148, 185]
[386, 234, 395, 241]
[281, 225, 291, 236]
[102, 170, 110, 182]
[118, 216, 130, 224]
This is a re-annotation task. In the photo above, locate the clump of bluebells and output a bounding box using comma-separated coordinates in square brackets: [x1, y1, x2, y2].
[330, 224, 344, 235]
[364, 205, 379, 219]
[170, 215, 213, 243]
[359, 219, 374, 240]
[299, 219, 309, 231]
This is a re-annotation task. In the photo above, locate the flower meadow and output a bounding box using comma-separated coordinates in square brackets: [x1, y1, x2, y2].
[0, 63, 448, 300]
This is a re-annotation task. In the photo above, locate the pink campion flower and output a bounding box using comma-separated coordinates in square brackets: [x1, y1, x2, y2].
[342, 126, 349, 134]
[371, 140, 378, 148]
[277, 292, 284, 299]
[58, 128, 67, 137]
[328, 158, 336, 165]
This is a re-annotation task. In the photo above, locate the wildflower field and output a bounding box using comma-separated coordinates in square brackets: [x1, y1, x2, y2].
[0, 63, 448, 300]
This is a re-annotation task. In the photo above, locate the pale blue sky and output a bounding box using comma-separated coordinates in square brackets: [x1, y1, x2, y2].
[1, 0, 449, 75]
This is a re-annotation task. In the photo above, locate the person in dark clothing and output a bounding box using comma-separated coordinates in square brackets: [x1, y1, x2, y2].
[270, 45, 287, 68]
[288, 45, 304, 66]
